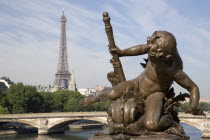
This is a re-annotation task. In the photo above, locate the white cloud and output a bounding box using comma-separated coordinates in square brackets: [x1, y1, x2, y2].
[0, 0, 209, 97]
[184, 56, 207, 68]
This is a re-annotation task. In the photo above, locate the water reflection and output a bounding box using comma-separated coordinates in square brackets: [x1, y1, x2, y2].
[0, 129, 103, 140]
[181, 122, 202, 140]
[0, 124, 204, 140]
[0, 133, 87, 140]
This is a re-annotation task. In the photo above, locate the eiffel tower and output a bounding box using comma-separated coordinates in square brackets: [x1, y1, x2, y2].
[54, 11, 71, 89]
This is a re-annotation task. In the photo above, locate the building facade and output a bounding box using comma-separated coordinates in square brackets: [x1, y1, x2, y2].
[78, 85, 107, 96]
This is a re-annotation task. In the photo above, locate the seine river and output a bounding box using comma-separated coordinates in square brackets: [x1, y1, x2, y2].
[0, 123, 206, 140]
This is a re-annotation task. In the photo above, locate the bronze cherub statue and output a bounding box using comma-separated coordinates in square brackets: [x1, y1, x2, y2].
[82, 12, 204, 139]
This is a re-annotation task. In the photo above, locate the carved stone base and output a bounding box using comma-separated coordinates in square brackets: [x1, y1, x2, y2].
[89, 134, 189, 140]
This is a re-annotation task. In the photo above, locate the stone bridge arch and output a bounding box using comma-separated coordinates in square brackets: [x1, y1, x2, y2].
[0, 119, 39, 129]
[48, 117, 107, 129]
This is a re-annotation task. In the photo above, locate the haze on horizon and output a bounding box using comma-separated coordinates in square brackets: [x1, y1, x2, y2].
[0, 0, 209, 97]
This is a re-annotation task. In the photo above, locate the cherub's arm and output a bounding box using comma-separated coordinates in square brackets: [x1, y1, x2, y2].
[120, 44, 149, 57]
[110, 44, 149, 57]
[173, 70, 200, 109]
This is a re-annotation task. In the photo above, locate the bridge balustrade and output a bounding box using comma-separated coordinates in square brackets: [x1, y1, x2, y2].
[0, 112, 209, 138]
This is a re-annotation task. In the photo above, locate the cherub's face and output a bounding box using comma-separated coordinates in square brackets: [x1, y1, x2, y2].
[148, 44, 165, 63]
[147, 31, 176, 65]
[148, 41, 173, 64]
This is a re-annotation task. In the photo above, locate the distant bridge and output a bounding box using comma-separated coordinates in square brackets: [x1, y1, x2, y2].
[179, 112, 210, 138]
[0, 112, 107, 134]
[0, 112, 210, 138]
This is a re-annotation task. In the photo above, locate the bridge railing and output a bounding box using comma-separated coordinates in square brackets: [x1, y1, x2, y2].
[0, 112, 209, 119]
[178, 112, 210, 119]
[0, 112, 108, 119]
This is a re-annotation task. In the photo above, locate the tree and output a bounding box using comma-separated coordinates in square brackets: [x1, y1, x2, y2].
[39, 91, 54, 112]
[91, 100, 111, 111]
[64, 98, 81, 112]
[5, 83, 25, 113]
[63, 91, 84, 112]
[5, 83, 42, 113]
[0, 84, 112, 114]
[0, 89, 9, 109]
[0, 105, 9, 114]
[176, 101, 210, 112]
[51, 90, 71, 111]
[198, 102, 209, 111]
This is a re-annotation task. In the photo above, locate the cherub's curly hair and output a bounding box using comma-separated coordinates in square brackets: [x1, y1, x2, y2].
[147, 31, 177, 54]
[147, 31, 177, 64]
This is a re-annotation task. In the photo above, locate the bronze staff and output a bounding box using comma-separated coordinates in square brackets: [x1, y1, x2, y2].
[103, 12, 126, 86]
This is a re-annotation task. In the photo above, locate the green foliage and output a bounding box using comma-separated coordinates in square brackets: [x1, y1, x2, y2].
[4, 83, 42, 113]
[39, 91, 54, 112]
[5, 83, 25, 113]
[92, 100, 111, 111]
[51, 90, 71, 111]
[198, 102, 210, 111]
[0, 105, 9, 114]
[63, 91, 84, 112]
[39, 90, 86, 112]
[0, 89, 9, 108]
[176, 101, 210, 112]
[3, 83, 210, 114]
[0, 83, 111, 114]
[64, 98, 81, 112]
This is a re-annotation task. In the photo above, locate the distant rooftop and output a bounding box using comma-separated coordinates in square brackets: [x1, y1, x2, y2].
[0, 77, 14, 84]
[0, 76, 14, 91]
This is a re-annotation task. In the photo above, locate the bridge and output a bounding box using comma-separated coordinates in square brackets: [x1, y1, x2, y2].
[179, 112, 210, 138]
[0, 112, 210, 138]
[0, 112, 107, 135]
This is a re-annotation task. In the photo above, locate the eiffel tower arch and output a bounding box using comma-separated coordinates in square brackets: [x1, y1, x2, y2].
[54, 11, 71, 89]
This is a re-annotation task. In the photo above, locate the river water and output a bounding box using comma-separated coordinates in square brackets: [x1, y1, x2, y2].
[0, 123, 206, 140]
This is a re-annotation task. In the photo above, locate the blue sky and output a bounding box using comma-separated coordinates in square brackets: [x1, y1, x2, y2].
[0, 0, 209, 97]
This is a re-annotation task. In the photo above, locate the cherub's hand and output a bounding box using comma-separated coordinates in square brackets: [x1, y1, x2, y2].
[185, 108, 206, 116]
[109, 46, 122, 55]
[80, 96, 97, 107]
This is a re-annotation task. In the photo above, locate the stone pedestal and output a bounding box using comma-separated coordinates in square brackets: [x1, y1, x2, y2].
[89, 134, 189, 140]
